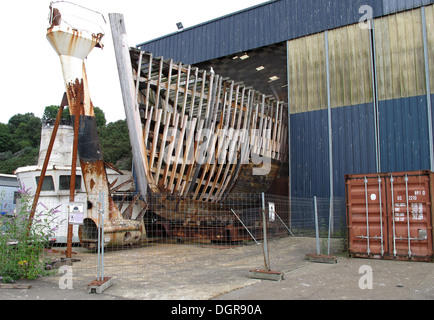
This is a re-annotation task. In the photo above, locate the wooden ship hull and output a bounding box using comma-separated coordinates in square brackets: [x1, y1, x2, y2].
[120, 45, 289, 242]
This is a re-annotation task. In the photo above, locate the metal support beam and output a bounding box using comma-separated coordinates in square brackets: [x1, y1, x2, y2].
[422, 7, 434, 172]
[286, 40, 292, 201]
[325, 31, 334, 240]
[369, 19, 381, 173]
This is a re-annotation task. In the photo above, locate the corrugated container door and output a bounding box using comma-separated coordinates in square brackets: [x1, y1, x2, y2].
[386, 172, 434, 261]
[346, 174, 388, 258]
[347, 171, 434, 261]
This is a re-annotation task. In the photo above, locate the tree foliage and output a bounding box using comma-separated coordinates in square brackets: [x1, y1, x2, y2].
[99, 120, 132, 169]
[0, 105, 131, 174]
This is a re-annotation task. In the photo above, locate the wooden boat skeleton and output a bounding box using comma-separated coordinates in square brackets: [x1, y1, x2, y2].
[128, 48, 289, 204]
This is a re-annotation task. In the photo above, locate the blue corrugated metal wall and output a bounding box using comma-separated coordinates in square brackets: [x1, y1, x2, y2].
[379, 95, 431, 173]
[332, 103, 377, 198]
[383, 0, 434, 14]
[290, 103, 378, 199]
[290, 96, 433, 199]
[290, 109, 329, 198]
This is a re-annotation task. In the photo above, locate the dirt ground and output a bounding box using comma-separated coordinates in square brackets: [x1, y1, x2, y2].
[1, 236, 433, 300]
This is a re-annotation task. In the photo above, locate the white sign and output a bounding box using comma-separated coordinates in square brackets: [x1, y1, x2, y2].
[69, 203, 84, 225]
[268, 202, 275, 222]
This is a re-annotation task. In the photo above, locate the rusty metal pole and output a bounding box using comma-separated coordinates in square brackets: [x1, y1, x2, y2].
[28, 98, 65, 230]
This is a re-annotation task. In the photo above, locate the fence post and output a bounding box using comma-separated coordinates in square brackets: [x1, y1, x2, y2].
[261, 193, 270, 271]
[314, 196, 320, 255]
[87, 192, 113, 294]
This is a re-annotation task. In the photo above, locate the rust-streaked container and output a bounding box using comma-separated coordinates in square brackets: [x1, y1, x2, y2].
[346, 171, 433, 262]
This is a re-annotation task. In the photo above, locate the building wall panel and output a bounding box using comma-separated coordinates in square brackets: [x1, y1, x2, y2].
[374, 9, 426, 101]
[383, 0, 434, 14]
[290, 109, 329, 198]
[379, 95, 431, 173]
[426, 5, 434, 94]
[332, 103, 377, 198]
[287, 32, 327, 114]
[328, 24, 373, 108]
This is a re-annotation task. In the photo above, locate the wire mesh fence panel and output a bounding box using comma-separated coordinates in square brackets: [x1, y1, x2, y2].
[62, 194, 345, 274]
[289, 197, 346, 237]
[1, 192, 347, 295]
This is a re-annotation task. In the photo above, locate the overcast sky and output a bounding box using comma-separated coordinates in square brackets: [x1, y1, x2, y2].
[0, 0, 266, 124]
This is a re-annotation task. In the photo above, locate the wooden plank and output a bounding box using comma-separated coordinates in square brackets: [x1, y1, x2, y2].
[207, 127, 232, 201]
[155, 112, 171, 186]
[231, 85, 240, 128]
[163, 59, 173, 122]
[189, 68, 199, 118]
[276, 102, 283, 160]
[251, 95, 260, 155]
[172, 63, 182, 125]
[149, 108, 163, 172]
[215, 132, 238, 201]
[194, 124, 216, 200]
[111, 178, 134, 193]
[226, 82, 234, 126]
[204, 72, 215, 121]
[154, 58, 164, 109]
[206, 89, 232, 199]
[162, 113, 179, 189]
[143, 107, 153, 146]
[257, 94, 265, 155]
[201, 125, 223, 201]
[109, 13, 149, 195]
[197, 70, 207, 120]
[272, 102, 279, 159]
[168, 116, 187, 191]
[175, 117, 197, 193]
[216, 86, 249, 200]
[225, 89, 254, 196]
[135, 51, 144, 108]
[181, 65, 191, 117]
[144, 54, 153, 118]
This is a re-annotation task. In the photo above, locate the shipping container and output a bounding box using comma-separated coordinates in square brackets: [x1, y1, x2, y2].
[346, 171, 434, 261]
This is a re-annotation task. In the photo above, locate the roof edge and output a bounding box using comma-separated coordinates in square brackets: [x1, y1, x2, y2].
[136, 0, 278, 48]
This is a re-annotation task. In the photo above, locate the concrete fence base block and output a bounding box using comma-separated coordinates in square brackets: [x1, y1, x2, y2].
[248, 269, 284, 281]
[86, 277, 113, 294]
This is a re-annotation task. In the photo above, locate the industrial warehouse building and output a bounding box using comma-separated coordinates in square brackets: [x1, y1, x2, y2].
[137, 0, 434, 210]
